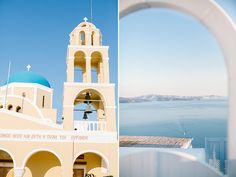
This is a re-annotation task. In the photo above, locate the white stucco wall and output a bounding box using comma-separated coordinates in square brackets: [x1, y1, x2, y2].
[120, 147, 206, 162]
[120, 149, 223, 177]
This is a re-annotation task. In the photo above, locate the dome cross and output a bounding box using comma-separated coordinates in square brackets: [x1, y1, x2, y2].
[26, 64, 31, 71]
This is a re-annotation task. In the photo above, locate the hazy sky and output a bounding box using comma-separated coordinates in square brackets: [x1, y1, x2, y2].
[120, 0, 236, 97]
[0, 0, 118, 117]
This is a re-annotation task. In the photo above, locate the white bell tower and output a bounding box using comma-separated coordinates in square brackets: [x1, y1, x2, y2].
[62, 17, 116, 133]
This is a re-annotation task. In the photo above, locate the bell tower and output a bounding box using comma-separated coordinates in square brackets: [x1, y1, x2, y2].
[62, 17, 116, 133]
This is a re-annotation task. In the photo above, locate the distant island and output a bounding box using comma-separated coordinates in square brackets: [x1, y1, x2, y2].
[119, 94, 227, 103]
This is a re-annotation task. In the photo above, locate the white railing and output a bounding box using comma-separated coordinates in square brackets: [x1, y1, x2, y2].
[74, 120, 107, 132]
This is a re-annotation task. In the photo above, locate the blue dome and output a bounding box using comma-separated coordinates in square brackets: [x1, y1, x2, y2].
[6, 71, 51, 88]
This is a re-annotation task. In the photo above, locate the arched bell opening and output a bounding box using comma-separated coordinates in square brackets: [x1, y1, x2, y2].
[73, 152, 109, 177]
[0, 149, 14, 177]
[91, 52, 103, 83]
[73, 89, 106, 131]
[74, 102, 98, 121]
[91, 31, 95, 46]
[74, 51, 86, 83]
[79, 31, 86, 45]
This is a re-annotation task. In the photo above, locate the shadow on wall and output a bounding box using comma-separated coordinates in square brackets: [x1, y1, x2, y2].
[120, 150, 223, 177]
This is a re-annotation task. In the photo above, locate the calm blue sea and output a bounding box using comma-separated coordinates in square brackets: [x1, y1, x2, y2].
[119, 100, 227, 148]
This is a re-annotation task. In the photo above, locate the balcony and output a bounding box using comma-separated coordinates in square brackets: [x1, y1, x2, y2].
[74, 120, 107, 132]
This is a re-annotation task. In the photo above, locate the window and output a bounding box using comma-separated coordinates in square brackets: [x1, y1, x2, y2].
[91, 31, 95, 45]
[42, 96, 45, 108]
[16, 106, 22, 113]
[80, 31, 85, 45]
[7, 105, 13, 110]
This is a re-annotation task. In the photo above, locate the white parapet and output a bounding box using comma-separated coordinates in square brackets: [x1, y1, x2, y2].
[74, 120, 107, 132]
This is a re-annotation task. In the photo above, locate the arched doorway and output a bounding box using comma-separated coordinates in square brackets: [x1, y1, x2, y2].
[0, 149, 14, 177]
[24, 150, 62, 177]
[73, 151, 108, 177]
[119, 0, 236, 176]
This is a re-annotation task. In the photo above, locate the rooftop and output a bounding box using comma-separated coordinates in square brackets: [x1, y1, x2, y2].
[120, 136, 193, 149]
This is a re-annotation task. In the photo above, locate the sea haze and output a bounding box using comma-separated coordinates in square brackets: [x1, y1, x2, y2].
[120, 94, 227, 103]
[119, 99, 227, 148]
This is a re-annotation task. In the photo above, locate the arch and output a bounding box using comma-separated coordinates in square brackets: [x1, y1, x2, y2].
[78, 22, 96, 29]
[90, 50, 103, 59]
[91, 31, 95, 46]
[0, 148, 15, 177]
[16, 106, 22, 113]
[74, 51, 86, 83]
[74, 149, 110, 170]
[0, 148, 15, 167]
[79, 31, 86, 45]
[91, 51, 103, 83]
[22, 149, 62, 168]
[73, 88, 107, 108]
[23, 149, 62, 177]
[120, 1, 236, 176]
[73, 88, 106, 122]
[74, 51, 86, 63]
[119, 1, 236, 76]
[74, 51, 86, 57]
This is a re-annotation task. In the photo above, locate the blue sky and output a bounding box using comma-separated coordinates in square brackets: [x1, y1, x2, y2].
[0, 0, 118, 117]
[120, 0, 236, 97]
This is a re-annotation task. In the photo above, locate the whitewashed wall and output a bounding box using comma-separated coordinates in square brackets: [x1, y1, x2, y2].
[120, 147, 206, 162]
[120, 150, 223, 177]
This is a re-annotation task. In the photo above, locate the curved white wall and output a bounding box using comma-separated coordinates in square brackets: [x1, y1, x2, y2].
[119, 0, 236, 176]
[120, 150, 223, 177]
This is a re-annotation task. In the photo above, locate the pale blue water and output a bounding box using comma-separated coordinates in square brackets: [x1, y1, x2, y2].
[120, 100, 227, 148]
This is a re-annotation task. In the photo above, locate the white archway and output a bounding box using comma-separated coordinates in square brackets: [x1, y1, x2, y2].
[120, 0, 236, 176]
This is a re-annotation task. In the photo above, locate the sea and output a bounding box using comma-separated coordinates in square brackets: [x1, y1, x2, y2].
[119, 100, 227, 148]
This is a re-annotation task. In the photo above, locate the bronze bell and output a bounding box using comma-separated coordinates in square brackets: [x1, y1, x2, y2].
[84, 92, 92, 104]
[83, 112, 88, 120]
[84, 104, 92, 114]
